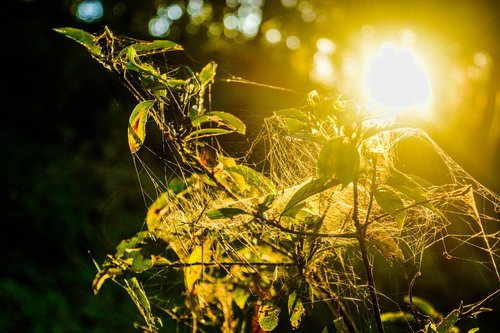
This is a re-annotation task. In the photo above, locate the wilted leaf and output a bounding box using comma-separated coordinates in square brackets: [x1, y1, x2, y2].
[317, 138, 359, 186]
[375, 186, 406, 228]
[128, 100, 155, 153]
[206, 207, 250, 219]
[288, 291, 306, 329]
[258, 301, 280, 332]
[54, 27, 102, 57]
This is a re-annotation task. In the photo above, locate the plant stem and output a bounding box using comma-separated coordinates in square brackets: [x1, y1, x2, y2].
[352, 179, 385, 333]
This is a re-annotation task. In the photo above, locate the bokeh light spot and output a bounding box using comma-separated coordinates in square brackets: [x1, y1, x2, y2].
[265, 28, 282, 44]
[149, 16, 171, 37]
[76, 0, 104, 23]
[286, 35, 301, 50]
[167, 4, 183, 20]
[316, 38, 336, 54]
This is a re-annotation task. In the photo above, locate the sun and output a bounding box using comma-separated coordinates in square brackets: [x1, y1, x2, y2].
[362, 41, 432, 116]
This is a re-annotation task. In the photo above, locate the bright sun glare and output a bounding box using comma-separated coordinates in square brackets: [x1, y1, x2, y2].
[363, 42, 431, 116]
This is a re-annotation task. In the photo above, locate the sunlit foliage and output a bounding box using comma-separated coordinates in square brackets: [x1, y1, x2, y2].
[57, 27, 500, 333]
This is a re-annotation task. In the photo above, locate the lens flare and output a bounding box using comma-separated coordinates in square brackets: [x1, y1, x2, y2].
[363, 42, 431, 115]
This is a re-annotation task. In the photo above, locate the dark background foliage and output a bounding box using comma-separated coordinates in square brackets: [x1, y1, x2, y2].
[1, 0, 499, 332]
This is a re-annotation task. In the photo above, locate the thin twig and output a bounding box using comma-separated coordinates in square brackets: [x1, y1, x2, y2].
[353, 179, 385, 333]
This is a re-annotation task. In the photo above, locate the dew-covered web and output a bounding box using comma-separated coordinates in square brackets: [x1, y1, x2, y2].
[84, 28, 500, 332]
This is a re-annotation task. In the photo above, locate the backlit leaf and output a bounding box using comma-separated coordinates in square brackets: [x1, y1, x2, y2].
[404, 295, 439, 318]
[288, 291, 306, 329]
[118, 39, 182, 57]
[284, 117, 307, 134]
[54, 27, 102, 57]
[198, 61, 217, 86]
[145, 192, 170, 231]
[387, 168, 433, 209]
[283, 178, 340, 216]
[258, 301, 280, 332]
[184, 239, 212, 292]
[233, 288, 251, 310]
[317, 138, 359, 186]
[191, 111, 246, 134]
[436, 309, 459, 333]
[380, 311, 415, 323]
[206, 207, 250, 219]
[128, 100, 155, 153]
[375, 186, 406, 228]
[184, 128, 233, 141]
[274, 108, 309, 122]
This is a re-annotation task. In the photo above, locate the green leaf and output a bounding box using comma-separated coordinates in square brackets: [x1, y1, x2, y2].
[184, 128, 233, 141]
[258, 301, 280, 331]
[288, 291, 306, 329]
[380, 311, 415, 323]
[54, 27, 102, 57]
[130, 254, 153, 272]
[125, 277, 155, 327]
[125, 47, 158, 76]
[317, 138, 359, 186]
[168, 176, 186, 194]
[128, 100, 156, 153]
[116, 231, 151, 257]
[436, 309, 459, 333]
[274, 108, 309, 122]
[283, 178, 340, 216]
[118, 39, 182, 57]
[468, 328, 480, 333]
[230, 165, 276, 193]
[92, 267, 123, 295]
[191, 111, 246, 134]
[387, 168, 433, 209]
[284, 117, 307, 134]
[233, 288, 251, 310]
[375, 186, 406, 228]
[198, 61, 217, 86]
[206, 207, 250, 219]
[333, 317, 346, 332]
[403, 295, 438, 318]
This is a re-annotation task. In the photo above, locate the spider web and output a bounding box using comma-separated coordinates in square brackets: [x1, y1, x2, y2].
[89, 28, 500, 332]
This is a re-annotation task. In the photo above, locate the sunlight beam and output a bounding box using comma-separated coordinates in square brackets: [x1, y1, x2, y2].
[363, 42, 431, 116]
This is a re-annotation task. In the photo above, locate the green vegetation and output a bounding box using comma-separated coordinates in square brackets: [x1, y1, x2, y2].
[56, 26, 500, 333]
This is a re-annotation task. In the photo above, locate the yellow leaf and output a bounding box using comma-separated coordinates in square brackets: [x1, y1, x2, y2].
[184, 239, 212, 292]
[128, 100, 155, 153]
